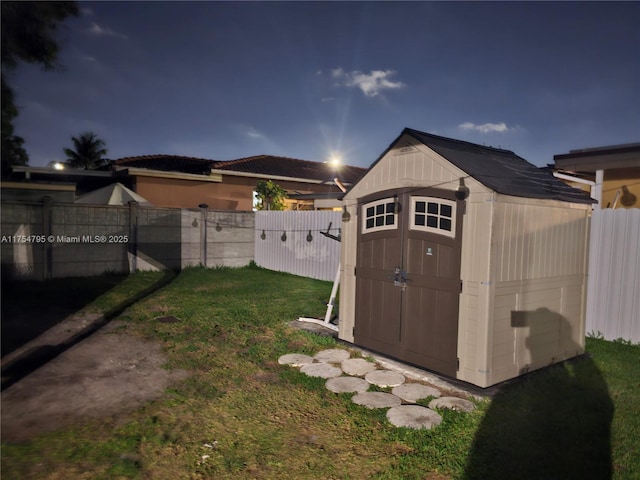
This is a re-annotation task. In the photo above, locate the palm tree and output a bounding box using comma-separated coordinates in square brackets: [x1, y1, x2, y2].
[64, 132, 108, 169]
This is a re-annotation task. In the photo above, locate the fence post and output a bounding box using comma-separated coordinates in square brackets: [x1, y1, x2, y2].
[128, 201, 139, 272]
[41, 196, 53, 280]
[199, 204, 208, 267]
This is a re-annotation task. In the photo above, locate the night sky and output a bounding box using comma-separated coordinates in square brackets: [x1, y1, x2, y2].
[9, 1, 640, 169]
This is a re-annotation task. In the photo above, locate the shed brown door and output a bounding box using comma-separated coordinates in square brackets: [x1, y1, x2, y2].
[354, 188, 463, 377]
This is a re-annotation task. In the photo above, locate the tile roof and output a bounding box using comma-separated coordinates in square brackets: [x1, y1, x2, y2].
[113, 154, 368, 185]
[212, 155, 367, 185]
[403, 128, 595, 204]
[114, 155, 216, 175]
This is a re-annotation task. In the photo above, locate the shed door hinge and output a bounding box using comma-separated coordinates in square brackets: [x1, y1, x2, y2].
[457, 358, 460, 371]
[460, 280, 463, 293]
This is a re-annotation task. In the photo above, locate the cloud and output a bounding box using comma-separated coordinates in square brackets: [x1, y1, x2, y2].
[245, 126, 265, 140]
[459, 122, 510, 133]
[332, 68, 405, 97]
[88, 22, 128, 39]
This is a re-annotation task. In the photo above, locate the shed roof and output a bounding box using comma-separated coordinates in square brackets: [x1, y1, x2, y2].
[398, 128, 594, 204]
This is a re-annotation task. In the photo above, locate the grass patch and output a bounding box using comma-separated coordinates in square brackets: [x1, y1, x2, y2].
[2, 266, 639, 479]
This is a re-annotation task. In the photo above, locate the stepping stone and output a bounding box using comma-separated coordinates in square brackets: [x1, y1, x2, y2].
[156, 316, 180, 323]
[326, 376, 370, 394]
[392, 383, 441, 403]
[300, 363, 342, 379]
[429, 396, 475, 412]
[278, 353, 314, 367]
[387, 405, 443, 430]
[352, 392, 402, 409]
[314, 349, 350, 363]
[365, 370, 405, 388]
[341, 358, 377, 377]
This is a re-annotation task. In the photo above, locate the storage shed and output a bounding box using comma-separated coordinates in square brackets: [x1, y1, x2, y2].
[338, 128, 594, 388]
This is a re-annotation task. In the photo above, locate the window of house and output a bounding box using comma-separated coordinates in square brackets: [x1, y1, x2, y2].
[362, 198, 397, 233]
[410, 197, 456, 237]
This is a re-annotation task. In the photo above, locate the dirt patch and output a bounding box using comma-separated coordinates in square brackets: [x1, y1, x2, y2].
[1, 321, 189, 442]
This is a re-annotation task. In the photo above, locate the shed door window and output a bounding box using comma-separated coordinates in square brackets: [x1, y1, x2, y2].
[362, 198, 397, 233]
[410, 197, 456, 237]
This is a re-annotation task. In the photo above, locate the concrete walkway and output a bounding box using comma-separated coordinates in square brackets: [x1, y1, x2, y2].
[279, 348, 477, 430]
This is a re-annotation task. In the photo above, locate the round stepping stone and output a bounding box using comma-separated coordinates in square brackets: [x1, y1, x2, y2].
[314, 349, 350, 363]
[428, 396, 475, 412]
[300, 363, 342, 379]
[325, 376, 370, 394]
[341, 358, 377, 377]
[352, 392, 402, 409]
[387, 405, 443, 430]
[278, 353, 314, 367]
[365, 370, 405, 388]
[392, 383, 441, 403]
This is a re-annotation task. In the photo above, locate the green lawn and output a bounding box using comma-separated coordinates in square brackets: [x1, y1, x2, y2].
[2, 266, 638, 479]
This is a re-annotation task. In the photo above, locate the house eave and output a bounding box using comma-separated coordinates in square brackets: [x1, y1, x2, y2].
[12, 166, 114, 178]
[117, 167, 222, 182]
[209, 168, 332, 185]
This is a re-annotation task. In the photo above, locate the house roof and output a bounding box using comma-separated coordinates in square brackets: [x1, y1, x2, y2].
[113, 154, 367, 185]
[212, 155, 367, 185]
[114, 155, 216, 175]
[553, 143, 640, 172]
[401, 128, 594, 204]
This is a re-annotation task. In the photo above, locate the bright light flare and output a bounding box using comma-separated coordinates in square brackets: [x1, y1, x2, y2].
[327, 153, 342, 168]
[48, 161, 65, 170]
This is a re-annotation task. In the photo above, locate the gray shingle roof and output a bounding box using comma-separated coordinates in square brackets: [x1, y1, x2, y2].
[404, 128, 594, 204]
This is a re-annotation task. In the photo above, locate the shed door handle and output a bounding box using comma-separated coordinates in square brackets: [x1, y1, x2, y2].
[392, 267, 408, 287]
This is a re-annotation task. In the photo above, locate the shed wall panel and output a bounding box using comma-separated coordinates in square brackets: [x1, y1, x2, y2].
[488, 276, 586, 386]
[490, 198, 589, 282]
[338, 202, 358, 341]
[345, 139, 471, 199]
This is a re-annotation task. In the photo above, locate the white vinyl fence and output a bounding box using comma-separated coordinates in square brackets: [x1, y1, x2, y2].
[254, 211, 342, 281]
[586, 208, 640, 343]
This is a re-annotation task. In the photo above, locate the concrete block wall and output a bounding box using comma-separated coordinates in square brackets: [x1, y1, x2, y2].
[206, 210, 254, 267]
[180, 209, 255, 268]
[1, 200, 259, 280]
[50, 204, 130, 278]
[2, 202, 255, 280]
[136, 207, 182, 271]
[1, 203, 45, 280]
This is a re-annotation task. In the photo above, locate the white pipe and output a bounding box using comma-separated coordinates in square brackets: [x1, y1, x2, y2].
[333, 178, 348, 193]
[323, 262, 341, 323]
[553, 170, 601, 208]
[552, 171, 595, 186]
